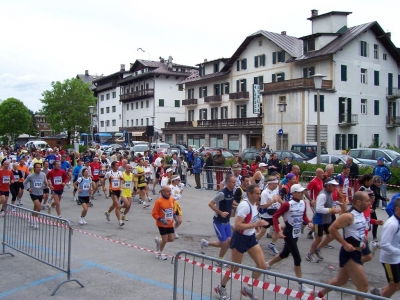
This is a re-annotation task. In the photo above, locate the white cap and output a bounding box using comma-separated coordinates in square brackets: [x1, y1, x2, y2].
[325, 179, 339, 186]
[258, 163, 267, 167]
[290, 184, 307, 193]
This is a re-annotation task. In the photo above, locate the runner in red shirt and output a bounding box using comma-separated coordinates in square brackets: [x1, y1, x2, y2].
[0, 159, 14, 216]
[90, 157, 101, 199]
[307, 168, 325, 209]
[46, 160, 69, 218]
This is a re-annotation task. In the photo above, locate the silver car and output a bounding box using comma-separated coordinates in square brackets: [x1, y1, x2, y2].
[348, 148, 400, 167]
[307, 154, 367, 167]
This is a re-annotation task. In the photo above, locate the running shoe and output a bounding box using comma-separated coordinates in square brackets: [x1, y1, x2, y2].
[241, 286, 259, 300]
[370, 241, 378, 256]
[265, 261, 271, 270]
[147, 197, 152, 202]
[155, 237, 161, 252]
[267, 244, 279, 255]
[306, 232, 314, 239]
[32, 222, 39, 229]
[174, 232, 179, 239]
[152, 188, 156, 195]
[91, 196, 96, 200]
[214, 284, 230, 300]
[105, 195, 109, 199]
[119, 219, 125, 227]
[16, 199, 21, 206]
[46, 204, 51, 214]
[97, 190, 101, 196]
[324, 244, 334, 249]
[138, 200, 143, 204]
[71, 197, 76, 201]
[382, 207, 386, 210]
[82, 219, 87, 225]
[11, 207, 16, 213]
[142, 203, 150, 208]
[155, 252, 167, 260]
[122, 214, 128, 221]
[266, 232, 272, 238]
[214, 261, 229, 268]
[88, 202, 93, 207]
[314, 249, 324, 260]
[306, 253, 319, 263]
[200, 239, 209, 254]
[298, 283, 314, 294]
[79, 218, 85, 225]
[104, 211, 110, 221]
[58, 215, 62, 218]
[370, 287, 382, 296]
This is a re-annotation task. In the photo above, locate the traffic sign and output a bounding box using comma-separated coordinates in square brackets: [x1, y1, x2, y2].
[278, 129, 283, 136]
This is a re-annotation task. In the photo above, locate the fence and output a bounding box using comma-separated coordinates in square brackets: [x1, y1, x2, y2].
[0, 204, 84, 296]
[173, 250, 388, 300]
[201, 166, 232, 190]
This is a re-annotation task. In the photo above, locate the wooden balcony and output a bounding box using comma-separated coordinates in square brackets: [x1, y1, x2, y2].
[338, 114, 358, 126]
[96, 79, 117, 92]
[204, 95, 222, 104]
[387, 88, 400, 100]
[229, 91, 249, 101]
[119, 88, 154, 102]
[386, 116, 400, 128]
[182, 99, 198, 106]
[263, 78, 333, 94]
[164, 117, 262, 129]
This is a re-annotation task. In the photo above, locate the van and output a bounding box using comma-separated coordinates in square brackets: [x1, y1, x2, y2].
[291, 144, 328, 159]
[25, 140, 50, 151]
[348, 148, 400, 167]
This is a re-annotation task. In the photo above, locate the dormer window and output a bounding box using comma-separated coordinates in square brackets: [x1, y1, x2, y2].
[213, 63, 219, 73]
[303, 39, 315, 53]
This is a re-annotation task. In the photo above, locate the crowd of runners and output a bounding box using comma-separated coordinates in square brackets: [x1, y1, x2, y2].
[0, 145, 399, 299]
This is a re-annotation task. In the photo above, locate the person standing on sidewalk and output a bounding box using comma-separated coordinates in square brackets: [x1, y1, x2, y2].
[204, 152, 213, 190]
[372, 157, 392, 209]
[213, 149, 225, 191]
[193, 152, 203, 189]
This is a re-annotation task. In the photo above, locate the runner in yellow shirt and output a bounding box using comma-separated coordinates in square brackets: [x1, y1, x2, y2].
[120, 164, 133, 221]
[134, 158, 150, 208]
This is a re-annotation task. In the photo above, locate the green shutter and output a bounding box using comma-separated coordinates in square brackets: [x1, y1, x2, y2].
[388, 73, 393, 94]
[335, 134, 340, 150]
[254, 77, 258, 84]
[204, 86, 207, 97]
[309, 67, 315, 76]
[243, 59, 247, 70]
[281, 72, 285, 80]
[237, 61, 240, 71]
[226, 82, 230, 94]
[199, 87, 202, 98]
[393, 102, 397, 118]
[354, 134, 358, 148]
[303, 42, 307, 54]
[303, 68, 308, 78]
[236, 105, 239, 118]
[273, 52, 276, 64]
[254, 56, 258, 68]
[242, 79, 247, 91]
[243, 105, 247, 118]
[259, 76, 263, 86]
[374, 71, 379, 86]
[220, 83, 224, 95]
[204, 109, 208, 120]
[236, 80, 239, 92]
[341, 65, 347, 81]
[348, 134, 353, 149]
[374, 100, 380, 115]
[272, 74, 276, 82]
[280, 50, 285, 62]
[314, 95, 317, 112]
[341, 134, 346, 150]
[261, 54, 266, 66]
[320, 95, 325, 112]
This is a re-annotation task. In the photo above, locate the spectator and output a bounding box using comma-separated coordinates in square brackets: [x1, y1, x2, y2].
[213, 149, 225, 191]
[187, 146, 194, 175]
[282, 157, 292, 176]
[250, 155, 261, 176]
[267, 153, 282, 175]
[193, 152, 202, 189]
[204, 152, 213, 190]
[372, 157, 392, 209]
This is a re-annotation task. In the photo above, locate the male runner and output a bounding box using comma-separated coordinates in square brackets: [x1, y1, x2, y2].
[46, 160, 69, 218]
[0, 159, 14, 216]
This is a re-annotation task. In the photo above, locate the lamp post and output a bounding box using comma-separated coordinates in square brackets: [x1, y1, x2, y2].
[278, 102, 287, 150]
[311, 74, 326, 165]
[88, 105, 94, 146]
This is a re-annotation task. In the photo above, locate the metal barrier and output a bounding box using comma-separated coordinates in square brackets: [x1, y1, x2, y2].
[173, 250, 388, 300]
[0, 204, 84, 296]
[201, 166, 232, 190]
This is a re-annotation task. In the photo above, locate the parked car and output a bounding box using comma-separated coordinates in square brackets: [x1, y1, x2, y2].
[132, 144, 150, 156]
[274, 150, 310, 163]
[307, 154, 367, 167]
[242, 148, 262, 153]
[200, 149, 234, 159]
[170, 147, 181, 156]
[169, 144, 188, 156]
[291, 144, 328, 159]
[390, 156, 400, 168]
[240, 149, 262, 161]
[348, 148, 400, 167]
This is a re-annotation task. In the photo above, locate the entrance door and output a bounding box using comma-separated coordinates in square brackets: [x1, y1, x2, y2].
[249, 136, 261, 148]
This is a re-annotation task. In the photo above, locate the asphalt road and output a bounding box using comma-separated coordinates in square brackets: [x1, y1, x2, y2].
[0, 175, 395, 300]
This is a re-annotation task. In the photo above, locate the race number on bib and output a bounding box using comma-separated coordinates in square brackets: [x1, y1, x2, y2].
[93, 169, 99, 175]
[124, 181, 132, 188]
[33, 180, 42, 188]
[292, 223, 302, 239]
[83, 184, 90, 190]
[164, 208, 173, 220]
[14, 175, 19, 181]
[54, 176, 62, 185]
[112, 179, 120, 188]
[2, 176, 10, 184]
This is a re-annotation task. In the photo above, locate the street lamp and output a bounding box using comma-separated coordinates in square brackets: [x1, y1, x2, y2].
[88, 105, 95, 146]
[311, 74, 326, 165]
[278, 102, 287, 150]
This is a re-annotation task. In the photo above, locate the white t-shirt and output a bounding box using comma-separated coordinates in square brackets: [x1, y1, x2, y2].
[260, 188, 280, 219]
[169, 184, 182, 201]
[235, 200, 259, 236]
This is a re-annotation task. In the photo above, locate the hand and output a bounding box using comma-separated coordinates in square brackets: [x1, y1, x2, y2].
[310, 200, 316, 207]
[160, 218, 169, 225]
[376, 220, 384, 226]
[307, 222, 313, 229]
[258, 219, 269, 227]
[332, 208, 341, 214]
[28, 188, 33, 193]
[220, 211, 229, 218]
[78, 189, 82, 193]
[277, 231, 286, 239]
[343, 242, 355, 252]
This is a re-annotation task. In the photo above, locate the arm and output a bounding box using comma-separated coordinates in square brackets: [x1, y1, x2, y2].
[23, 174, 32, 190]
[234, 214, 268, 231]
[302, 204, 311, 224]
[273, 202, 289, 233]
[328, 213, 356, 251]
[380, 221, 400, 256]
[250, 172, 260, 185]
[208, 194, 229, 218]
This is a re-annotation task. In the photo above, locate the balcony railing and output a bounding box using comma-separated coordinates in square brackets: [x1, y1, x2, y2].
[204, 95, 222, 103]
[263, 78, 333, 93]
[182, 99, 198, 106]
[387, 88, 400, 100]
[386, 115, 400, 127]
[338, 114, 358, 126]
[119, 88, 154, 102]
[229, 91, 249, 100]
[164, 117, 262, 129]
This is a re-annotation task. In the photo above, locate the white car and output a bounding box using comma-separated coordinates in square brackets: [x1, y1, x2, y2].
[307, 154, 368, 167]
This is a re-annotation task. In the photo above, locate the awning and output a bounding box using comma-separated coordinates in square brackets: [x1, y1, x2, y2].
[132, 131, 144, 137]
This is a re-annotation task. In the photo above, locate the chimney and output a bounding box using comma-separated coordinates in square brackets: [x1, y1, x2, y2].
[311, 9, 318, 17]
[386, 32, 391, 40]
[159, 56, 165, 63]
[85, 70, 89, 76]
[204, 59, 207, 62]
[281, 31, 286, 35]
[120, 64, 125, 71]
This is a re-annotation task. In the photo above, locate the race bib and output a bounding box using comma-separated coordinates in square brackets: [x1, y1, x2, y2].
[54, 176, 62, 185]
[164, 208, 173, 220]
[49, 159, 55, 164]
[14, 175, 19, 181]
[2, 176, 10, 184]
[33, 180, 42, 188]
[292, 223, 302, 239]
[83, 184, 90, 190]
[112, 179, 120, 188]
[124, 181, 132, 188]
[93, 169, 99, 175]
[21, 171, 25, 177]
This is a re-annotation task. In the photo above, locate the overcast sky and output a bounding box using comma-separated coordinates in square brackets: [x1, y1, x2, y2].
[1, 0, 399, 112]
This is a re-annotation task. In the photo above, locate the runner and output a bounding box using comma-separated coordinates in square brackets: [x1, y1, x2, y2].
[143, 160, 153, 203]
[169, 175, 183, 238]
[152, 153, 165, 194]
[214, 184, 269, 300]
[152, 185, 175, 260]
[104, 161, 124, 226]
[120, 164, 133, 221]
[41, 161, 50, 210]
[317, 191, 371, 299]
[100, 154, 110, 198]
[250, 162, 267, 190]
[46, 149, 57, 169]
[370, 197, 400, 298]
[0, 159, 14, 216]
[305, 168, 325, 239]
[266, 184, 314, 294]
[280, 173, 297, 202]
[60, 154, 71, 188]
[46, 160, 69, 218]
[72, 159, 83, 202]
[16, 157, 29, 206]
[24, 162, 47, 229]
[90, 157, 101, 199]
[10, 163, 22, 210]
[133, 158, 150, 208]
[74, 167, 92, 225]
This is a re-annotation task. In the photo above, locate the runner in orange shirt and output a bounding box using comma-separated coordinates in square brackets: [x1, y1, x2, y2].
[0, 159, 15, 216]
[16, 157, 30, 206]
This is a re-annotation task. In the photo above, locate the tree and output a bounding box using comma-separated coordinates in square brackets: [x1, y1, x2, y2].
[0, 98, 32, 143]
[40, 78, 97, 142]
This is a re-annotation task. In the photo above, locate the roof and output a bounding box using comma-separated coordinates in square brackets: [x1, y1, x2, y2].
[291, 22, 400, 63]
[221, 30, 302, 73]
[76, 74, 98, 90]
[178, 71, 230, 85]
[307, 11, 352, 21]
[195, 58, 229, 66]
[92, 70, 129, 83]
[130, 59, 195, 71]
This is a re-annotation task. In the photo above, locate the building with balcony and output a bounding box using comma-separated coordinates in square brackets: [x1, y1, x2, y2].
[34, 115, 53, 137]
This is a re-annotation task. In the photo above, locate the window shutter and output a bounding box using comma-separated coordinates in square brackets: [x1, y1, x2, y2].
[341, 65, 347, 81]
[314, 95, 317, 112]
[243, 59, 247, 70]
[226, 82, 230, 94]
[243, 105, 247, 118]
[199, 87, 202, 98]
[254, 56, 258, 68]
[281, 72, 285, 81]
[303, 42, 307, 54]
[204, 109, 208, 120]
[354, 134, 358, 148]
[303, 68, 308, 78]
[272, 74, 276, 82]
[242, 79, 247, 91]
[272, 52, 276, 64]
[348, 134, 353, 149]
[254, 77, 258, 84]
[320, 95, 325, 112]
[237, 61, 240, 71]
[374, 100, 379, 115]
[393, 102, 397, 117]
[204, 86, 207, 97]
[398, 75, 400, 89]
[220, 83, 224, 95]
[259, 76, 263, 86]
[280, 50, 285, 62]
[335, 134, 340, 150]
[261, 54, 266, 66]
[309, 67, 315, 76]
[236, 80, 239, 92]
[374, 71, 379, 86]
[236, 105, 239, 118]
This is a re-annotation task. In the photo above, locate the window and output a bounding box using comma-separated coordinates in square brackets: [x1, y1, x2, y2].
[188, 88, 194, 99]
[220, 106, 228, 119]
[374, 44, 379, 59]
[272, 50, 285, 64]
[374, 100, 379, 115]
[170, 117, 175, 123]
[135, 86, 139, 91]
[335, 134, 347, 151]
[236, 79, 247, 92]
[145, 83, 149, 89]
[374, 71, 379, 86]
[210, 134, 223, 148]
[146, 118, 149, 125]
[126, 104, 129, 111]
[141, 101, 143, 108]
[383, 53, 387, 60]
[259, 40, 262, 46]
[341, 65, 347, 81]
[175, 100, 180, 107]
[112, 119, 116, 126]
[224, 82, 230, 94]
[187, 134, 205, 149]
[141, 119, 143, 125]
[106, 93, 110, 100]
[136, 119, 138, 125]
[112, 106, 116, 113]
[159, 99, 164, 107]
[279, 96, 287, 112]
[228, 135, 239, 151]
[100, 95, 104, 101]
[361, 99, 367, 114]
[214, 84, 220, 96]
[136, 102, 138, 109]
[313, 95, 325, 112]
[373, 134, 379, 148]
[112, 91, 116, 98]
[199, 109, 207, 120]
[127, 120, 129, 126]
[303, 39, 315, 53]
[131, 120, 133, 126]
[303, 67, 315, 78]
[188, 110, 194, 121]
[254, 76, 264, 88]
[236, 104, 247, 118]
[100, 121, 104, 127]
[146, 100, 149, 108]
[213, 62, 219, 73]
[272, 72, 285, 82]
[211, 107, 218, 120]
[140, 84, 144, 90]
[198, 86, 207, 98]
[254, 54, 266, 67]
[100, 108, 104, 114]
[360, 41, 368, 57]
[106, 107, 110, 113]
[236, 58, 247, 71]
[361, 68, 367, 84]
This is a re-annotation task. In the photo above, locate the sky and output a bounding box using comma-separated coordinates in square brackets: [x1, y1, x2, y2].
[1, 0, 399, 112]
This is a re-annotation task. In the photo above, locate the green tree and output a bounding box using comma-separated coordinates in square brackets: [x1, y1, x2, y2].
[0, 98, 32, 143]
[40, 78, 97, 142]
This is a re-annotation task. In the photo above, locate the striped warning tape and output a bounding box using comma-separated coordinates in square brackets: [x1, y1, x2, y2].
[6, 210, 323, 299]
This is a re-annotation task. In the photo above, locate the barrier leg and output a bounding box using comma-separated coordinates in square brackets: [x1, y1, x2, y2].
[51, 279, 84, 296]
[1, 210, 15, 257]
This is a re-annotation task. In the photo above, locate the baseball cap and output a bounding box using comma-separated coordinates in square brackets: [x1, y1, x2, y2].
[231, 163, 242, 171]
[286, 173, 295, 180]
[325, 179, 339, 186]
[290, 184, 307, 193]
[166, 168, 173, 173]
[84, 158, 90, 163]
[258, 163, 267, 167]
[377, 157, 384, 161]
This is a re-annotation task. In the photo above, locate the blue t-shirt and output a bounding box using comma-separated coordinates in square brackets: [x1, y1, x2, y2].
[60, 161, 70, 172]
[46, 154, 57, 169]
[77, 177, 92, 197]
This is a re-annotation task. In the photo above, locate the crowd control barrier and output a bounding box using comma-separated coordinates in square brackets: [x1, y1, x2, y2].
[202, 166, 232, 190]
[173, 250, 388, 300]
[1, 204, 84, 296]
